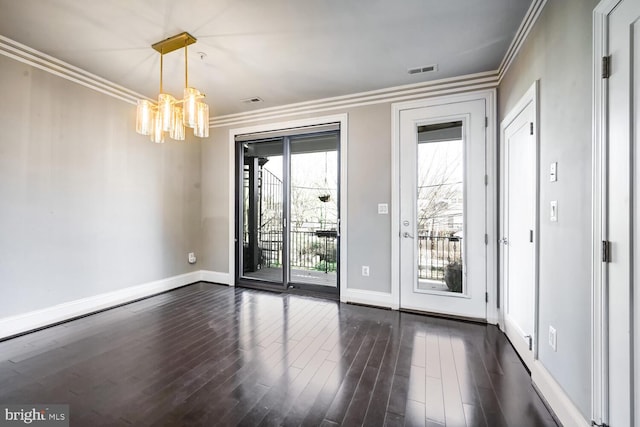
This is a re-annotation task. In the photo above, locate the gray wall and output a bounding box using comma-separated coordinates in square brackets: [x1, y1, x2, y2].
[498, 0, 597, 418]
[0, 54, 202, 318]
[201, 102, 393, 293]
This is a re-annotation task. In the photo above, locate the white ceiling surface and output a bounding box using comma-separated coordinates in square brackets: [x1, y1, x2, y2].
[0, 0, 532, 117]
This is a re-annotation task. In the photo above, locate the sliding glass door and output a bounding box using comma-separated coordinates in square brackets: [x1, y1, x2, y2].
[289, 134, 338, 288]
[236, 127, 339, 293]
[240, 138, 285, 284]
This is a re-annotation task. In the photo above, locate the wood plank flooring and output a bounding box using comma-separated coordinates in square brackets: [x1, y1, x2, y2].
[0, 283, 557, 426]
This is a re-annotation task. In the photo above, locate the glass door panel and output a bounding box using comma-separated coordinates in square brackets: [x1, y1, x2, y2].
[289, 133, 339, 288]
[240, 138, 284, 285]
[416, 122, 464, 293]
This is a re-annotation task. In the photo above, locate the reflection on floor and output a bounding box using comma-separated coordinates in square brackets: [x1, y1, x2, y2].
[0, 283, 556, 426]
[244, 266, 337, 287]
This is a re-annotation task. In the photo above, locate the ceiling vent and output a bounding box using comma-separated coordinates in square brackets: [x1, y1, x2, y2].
[241, 97, 263, 104]
[408, 64, 438, 75]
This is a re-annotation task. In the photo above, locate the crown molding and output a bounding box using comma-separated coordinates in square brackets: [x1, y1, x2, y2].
[0, 35, 145, 105]
[210, 71, 500, 128]
[0, 0, 546, 121]
[497, 0, 548, 82]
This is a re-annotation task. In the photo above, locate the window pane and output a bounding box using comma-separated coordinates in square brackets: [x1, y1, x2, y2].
[289, 133, 338, 287]
[416, 122, 464, 293]
[241, 139, 283, 283]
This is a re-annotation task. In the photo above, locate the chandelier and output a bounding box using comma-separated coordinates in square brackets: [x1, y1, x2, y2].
[135, 32, 209, 143]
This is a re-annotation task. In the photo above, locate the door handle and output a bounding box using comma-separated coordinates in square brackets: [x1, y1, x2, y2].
[403, 232, 414, 239]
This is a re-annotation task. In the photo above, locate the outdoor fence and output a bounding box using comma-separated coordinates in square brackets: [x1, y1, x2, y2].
[258, 228, 460, 279]
[259, 226, 338, 273]
[417, 234, 463, 281]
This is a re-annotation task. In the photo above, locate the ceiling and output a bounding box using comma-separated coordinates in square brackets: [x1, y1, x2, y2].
[0, 0, 532, 117]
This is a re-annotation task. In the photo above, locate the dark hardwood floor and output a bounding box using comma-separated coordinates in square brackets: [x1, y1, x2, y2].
[0, 283, 557, 426]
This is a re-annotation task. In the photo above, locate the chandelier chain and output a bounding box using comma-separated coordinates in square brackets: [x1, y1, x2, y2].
[159, 51, 163, 94]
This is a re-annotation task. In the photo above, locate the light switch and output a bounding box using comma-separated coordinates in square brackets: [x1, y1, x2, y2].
[378, 203, 388, 214]
[550, 201, 558, 222]
[550, 162, 557, 182]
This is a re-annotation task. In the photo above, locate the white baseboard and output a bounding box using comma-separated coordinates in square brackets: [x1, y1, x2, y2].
[344, 288, 397, 309]
[0, 271, 203, 340]
[199, 270, 232, 285]
[532, 360, 590, 427]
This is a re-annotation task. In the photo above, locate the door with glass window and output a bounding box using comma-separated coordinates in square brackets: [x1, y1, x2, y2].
[399, 99, 486, 319]
[236, 127, 340, 294]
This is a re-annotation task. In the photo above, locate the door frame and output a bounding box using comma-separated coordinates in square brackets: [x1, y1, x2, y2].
[592, 3, 614, 424]
[592, 1, 634, 425]
[498, 80, 540, 367]
[228, 113, 349, 302]
[391, 90, 497, 322]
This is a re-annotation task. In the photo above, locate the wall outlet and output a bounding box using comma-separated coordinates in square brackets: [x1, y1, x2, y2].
[188, 252, 197, 264]
[378, 203, 388, 214]
[362, 266, 370, 277]
[549, 325, 557, 351]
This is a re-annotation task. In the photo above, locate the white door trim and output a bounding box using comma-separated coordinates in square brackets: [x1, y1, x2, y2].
[227, 113, 349, 303]
[592, 1, 619, 424]
[391, 90, 497, 322]
[498, 80, 540, 366]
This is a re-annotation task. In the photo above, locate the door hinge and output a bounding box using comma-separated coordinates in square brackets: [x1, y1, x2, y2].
[602, 240, 611, 263]
[485, 117, 488, 128]
[525, 334, 532, 351]
[484, 234, 488, 245]
[529, 122, 534, 135]
[529, 229, 533, 243]
[485, 292, 489, 303]
[484, 175, 488, 186]
[602, 55, 611, 79]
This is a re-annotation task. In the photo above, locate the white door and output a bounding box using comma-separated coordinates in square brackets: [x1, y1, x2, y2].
[605, 0, 640, 424]
[500, 88, 537, 369]
[399, 99, 486, 319]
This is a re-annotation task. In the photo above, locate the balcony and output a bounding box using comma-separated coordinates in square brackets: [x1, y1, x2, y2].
[417, 234, 463, 293]
[243, 224, 338, 287]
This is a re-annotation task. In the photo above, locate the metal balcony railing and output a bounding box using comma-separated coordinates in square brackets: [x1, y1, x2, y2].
[417, 235, 463, 281]
[256, 226, 338, 273]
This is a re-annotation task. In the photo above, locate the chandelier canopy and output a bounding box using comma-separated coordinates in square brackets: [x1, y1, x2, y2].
[135, 32, 209, 143]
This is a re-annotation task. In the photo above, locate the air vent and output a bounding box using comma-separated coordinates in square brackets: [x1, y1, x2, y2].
[241, 97, 263, 104]
[408, 64, 438, 75]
